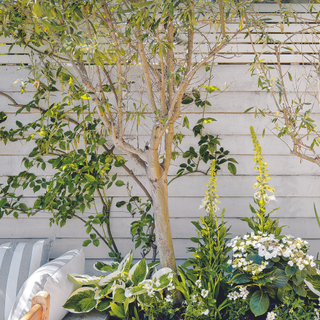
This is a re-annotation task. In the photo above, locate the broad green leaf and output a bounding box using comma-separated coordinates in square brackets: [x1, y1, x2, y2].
[63, 287, 96, 313]
[228, 162, 237, 175]
[99, 270, 122, 286]
[232, 273, 251, 284]
[67, 274, 101, 286]
[129, 259, 148, 285]
[113, 287, 126, 302]
[118, 250, 133, 272]
[250, 290, 269, 317]
[115, 180, 125, 187]
[305, 276, 320, 297]
[110, 302, 125, 319]
[269, 269, 288, 288]
[94, 261, 118, 273]
[285, 265, 297, 277]
[96, 299, 110, 311]
[293, 282, 307, 297]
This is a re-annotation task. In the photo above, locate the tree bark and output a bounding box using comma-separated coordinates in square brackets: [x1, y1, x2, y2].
[148, 174, 176, 271]
[148, 173, 184, 302]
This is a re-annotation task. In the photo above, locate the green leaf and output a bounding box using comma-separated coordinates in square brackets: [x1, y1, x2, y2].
[67, 274, 101, 286]
[82, 240, 91, 247]
[94, 261, 118, 273]
[96, 299, 110, 311]
[232, 273, 252, 284]
[250, 290, 269, 317]
[129, 259, 148, 285]
[118, 250, 133, 272]
[84, 174, 96, 182]
[0, 198, 7, 208]
[293, 282, 307, 297]
[99, 270, 122, 286]
[113, 287, 126, 302]
[63, 287, 97, 313]
[228, 163, 237, 175]
[285, 265, 297, 277]
[110, 302, 125, 319]
[116, 201, 126, 208]
[181, 95, 194, 104]
[115, 180, 125, 187]
[269, 269, 288, 288]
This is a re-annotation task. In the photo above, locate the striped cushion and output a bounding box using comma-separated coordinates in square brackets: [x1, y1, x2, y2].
[8, 248, 85, 320]
[0, 239, 52, 320]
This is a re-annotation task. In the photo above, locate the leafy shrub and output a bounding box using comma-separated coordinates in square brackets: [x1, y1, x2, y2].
[176, 160, 231, 319]
[227, 232, 317, 316]
[227, 127, 318, 318]
[63, 250, 174, 319]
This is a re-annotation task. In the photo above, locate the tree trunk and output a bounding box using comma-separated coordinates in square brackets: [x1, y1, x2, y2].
[149, 175, 177, 272]
[149, 175, 184, 303]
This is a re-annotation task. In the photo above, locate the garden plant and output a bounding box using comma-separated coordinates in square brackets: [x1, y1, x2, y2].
[0, 0, 246, 277]
[62, 127, 320, 319]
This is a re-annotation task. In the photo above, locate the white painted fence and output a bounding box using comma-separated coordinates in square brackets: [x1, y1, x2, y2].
[0, 3, 319, 273]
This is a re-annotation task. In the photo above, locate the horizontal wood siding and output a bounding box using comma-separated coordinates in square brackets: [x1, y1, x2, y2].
[0, 3, 319, 272]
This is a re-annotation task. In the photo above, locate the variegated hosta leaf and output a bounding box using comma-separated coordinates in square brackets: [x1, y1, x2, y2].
[96, 298, 111, 311]
[97, 282, 113, 299]
[125, 280, 149, 297]
[94, 261, 119, 273]
[118, 250, 133, 272]
[152, 268, 174, 291]
[63, 287, 97, 313]
[98, 270, 122, 286]
[113, 286, 126, 302]
[128, 258, 148, 286]
[67, 274, 101, 286]
[152, 268, 174, 282]
[305, 275, 320, 297]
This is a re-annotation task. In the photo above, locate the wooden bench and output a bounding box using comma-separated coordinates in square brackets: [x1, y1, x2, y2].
[20, 291, 50, 320]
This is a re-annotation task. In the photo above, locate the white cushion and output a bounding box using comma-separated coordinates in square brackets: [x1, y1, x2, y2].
[8, 248, 85, 320]
[0, 238, 53, 320]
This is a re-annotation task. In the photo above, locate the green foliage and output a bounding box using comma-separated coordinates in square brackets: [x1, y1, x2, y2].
[64, 250, 174, 318]
[226, 127, 319, 318]
[176, 161, 231, 319]
[268, 291, 320, 320]
[227, 232, 318, 317]
[0, 0, 240, 268]
[241, 126, 282, 235]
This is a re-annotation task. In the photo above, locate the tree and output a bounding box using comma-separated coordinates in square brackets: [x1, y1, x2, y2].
[246, 2, 320, 166]
[0, 0, 256, 275]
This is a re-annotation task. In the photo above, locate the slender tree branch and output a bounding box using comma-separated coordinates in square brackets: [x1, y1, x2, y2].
[136, 37, 158, 113]
[74, 214, 117, 252]
[219, 0, 226, 38]
[166, 20, 174, 110]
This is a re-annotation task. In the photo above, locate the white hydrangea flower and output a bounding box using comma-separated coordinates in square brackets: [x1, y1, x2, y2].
[266, 311, 277, 320]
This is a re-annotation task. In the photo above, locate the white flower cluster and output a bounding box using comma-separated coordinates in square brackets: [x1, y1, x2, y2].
[315, 308, 320, 320]
[227, 232, 315, 273]
[201, 309, 209, 315]
[143, 282, 155, 297]
[266, 311, 277, 320]
[227, 286, 249, 301]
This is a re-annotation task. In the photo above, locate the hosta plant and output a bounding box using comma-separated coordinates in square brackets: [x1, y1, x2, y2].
[63, 250, 174, 319]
